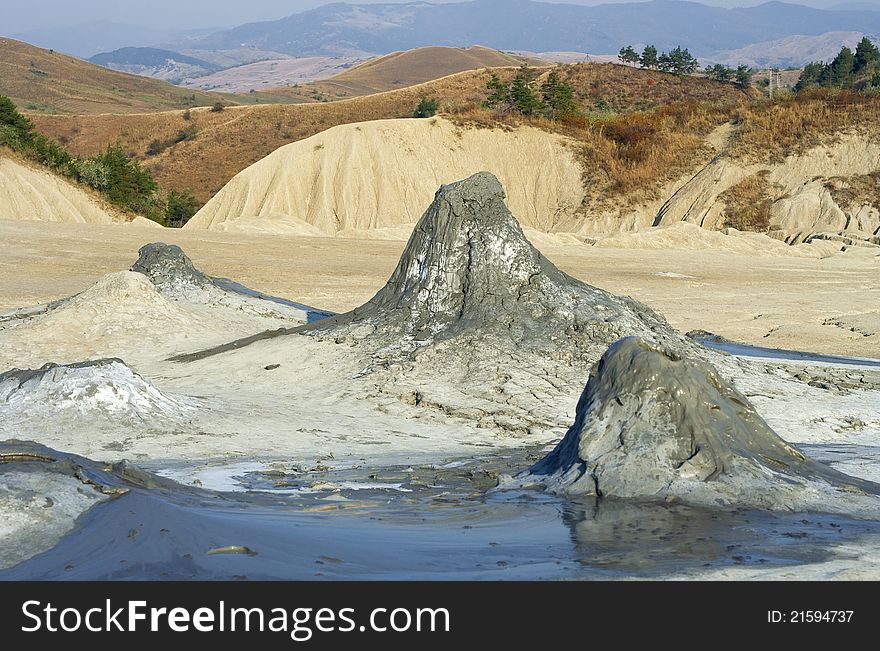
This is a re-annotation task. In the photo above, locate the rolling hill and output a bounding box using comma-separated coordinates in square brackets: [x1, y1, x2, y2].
[706, 31, 880, 68]
[31, 62, 750, 205]
[265, 46, 539, 102]
[0, 37, 222, 115]
[179, 56, 366, 94]
[89, 47, 219, 84]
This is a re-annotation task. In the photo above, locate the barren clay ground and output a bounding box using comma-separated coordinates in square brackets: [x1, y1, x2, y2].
[1, 219, 877, 358]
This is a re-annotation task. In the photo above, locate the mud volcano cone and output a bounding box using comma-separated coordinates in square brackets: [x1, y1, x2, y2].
[130, 242, 211, 291]
[308, 172, 673, 360]
[521, 337, 880, 511]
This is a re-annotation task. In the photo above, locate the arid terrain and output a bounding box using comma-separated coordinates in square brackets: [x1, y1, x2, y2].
[1, 216, 877, 359]
[2, 19, 880, 581]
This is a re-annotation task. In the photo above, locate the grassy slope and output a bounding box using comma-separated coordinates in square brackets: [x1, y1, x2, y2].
[32, 63, 748, 205]
[264, 46, 541, 102]
[0, 37, 288, 115]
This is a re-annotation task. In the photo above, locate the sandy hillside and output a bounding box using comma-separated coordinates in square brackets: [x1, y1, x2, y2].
[185, 117, 586, 236]
[655, 133, 880, 244]
[32, 62, 746, 204]
[0, 155, 121, 224]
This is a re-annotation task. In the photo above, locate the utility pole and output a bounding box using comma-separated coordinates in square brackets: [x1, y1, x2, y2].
[768, 68, 782, 99]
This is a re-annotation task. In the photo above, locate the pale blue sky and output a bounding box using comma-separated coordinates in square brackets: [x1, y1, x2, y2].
[3, 0, 877, 33]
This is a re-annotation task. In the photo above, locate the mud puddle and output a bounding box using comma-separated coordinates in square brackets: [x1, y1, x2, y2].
[3, 449, 879, 580]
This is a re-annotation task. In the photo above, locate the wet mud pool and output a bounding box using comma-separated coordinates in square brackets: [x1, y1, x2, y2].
[3, 447, 879, 580]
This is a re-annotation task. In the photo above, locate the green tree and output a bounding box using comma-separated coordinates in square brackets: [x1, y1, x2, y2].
[664, 46, 699, 75]
[540, 69, 578, 119]
[211, 101, 225, 112]
[823, 46, 855, 87]
[484, 73, 510, 109]
[413, 97, 439, 118]
[93, 145, 158, 215]
[657, 52, 672, 73]
[0, 95, 35, 135]
[735, 65, 753, 89]
[854, 36, 880, 74]
[795, 62, 826, 92]
[164, 189, 199, 227]
[618, 45, 639, 65]
[705, 63, 732, 83]
[508, 65, 544, 115]
[640, 45, 658, 69]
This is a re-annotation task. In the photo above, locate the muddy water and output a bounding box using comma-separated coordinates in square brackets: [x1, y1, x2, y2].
[3, 450, 879, 580]
[692, 332, 880, 368]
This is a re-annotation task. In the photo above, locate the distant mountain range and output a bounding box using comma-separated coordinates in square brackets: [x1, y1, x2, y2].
[13, 21, 218, 59]
[89, 48, 219, 84]
[17, 0, 880, 86]
[181, 0, 880, 57]
[705, 31, 880, 67]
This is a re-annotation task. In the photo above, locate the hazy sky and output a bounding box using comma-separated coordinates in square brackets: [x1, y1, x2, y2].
[4, 0, 879, 33]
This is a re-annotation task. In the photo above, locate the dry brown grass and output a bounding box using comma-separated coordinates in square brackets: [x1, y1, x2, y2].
[449, 97, 738, 211]
[719, 173, 777, 232]
[0, 37, 226, 115]
[825, 171, 880, 212]
[31, 67, 529, 203]
[729, 89, 880, 162]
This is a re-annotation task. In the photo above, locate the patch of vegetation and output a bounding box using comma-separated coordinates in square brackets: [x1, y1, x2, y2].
[0, 94, 198, 226]
[484, 65, 578, 120]
[705, 64, 753, 89]
[146, 123, 199, 156]
[824, 171, 880, 213]
[413, 97, 439, 118]
[719, 173, 777, 231]
[211, 101, 225, 112]
[796, 37, 880, 92]
[619, 45, 698, 76]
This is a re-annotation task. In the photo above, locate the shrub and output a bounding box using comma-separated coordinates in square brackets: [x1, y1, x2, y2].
[211, 102, 225, 112]
[413, 97, 439, 118]
[163, 189, 199, 227]
[719, 174, 776, 231]
[1, 94, 199, 227]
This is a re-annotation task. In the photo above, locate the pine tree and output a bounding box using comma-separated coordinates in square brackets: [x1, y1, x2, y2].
[485, 73, 510, 109]
[665, 47, 698, 75]
[854, 37, 880, 75]
[540, 69, 578, 119]
[823, 46, 855, 87]
[735, 65, 752, 89]
[509, 65, 545, 116]
[640, 45, 658, 70]
[618, 45, 639, 65]
[795, 62, 826, 92]
[657, 52, 673, 73]
[705, 64, 732, 83]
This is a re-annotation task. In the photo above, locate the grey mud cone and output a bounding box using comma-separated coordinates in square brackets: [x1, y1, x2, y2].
[306, 172, 678, 363]
[516, 336, 880, 513]
[130, 242, 212, 292]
